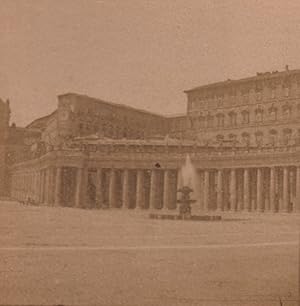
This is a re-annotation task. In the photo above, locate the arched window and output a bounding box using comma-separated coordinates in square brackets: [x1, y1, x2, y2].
[255, 82, 263, 101]
[216, 134, 224, 144]
[269, 105, 277, 121]
[296, 129, 300, 145]
[198, 115, 205, 128]
[207, 113, 214, 128]
[297, 104, 300, 117]
[255, 107, 264, 123]
[271, 87, 276, 99]
[189, 115, 198, 129]
[216, 113, 225, 127]
[282, 128, 292, 145]
[283, 79, 291, 97]
[241, 88, 249, 104]
[228, 133, 238, 144]
[282, 103, 292, 119]
[216, 94, 224, 107]
[255, 131, 264, 146]
[241, 110, 250, 124]
[269, 129, 278, 146]
[241, 132, 250, 146]
[284, 87, 290, 97]
[228, 111, 237, 126]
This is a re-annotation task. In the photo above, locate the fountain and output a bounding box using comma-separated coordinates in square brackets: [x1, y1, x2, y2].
[177, 185, 196, 219]
[149, 155, 221, 221]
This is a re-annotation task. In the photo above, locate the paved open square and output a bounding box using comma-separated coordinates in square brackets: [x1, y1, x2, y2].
[0, 201, 299, 306]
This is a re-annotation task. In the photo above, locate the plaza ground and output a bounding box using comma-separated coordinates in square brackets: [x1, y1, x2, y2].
[0, 201, 299, 306]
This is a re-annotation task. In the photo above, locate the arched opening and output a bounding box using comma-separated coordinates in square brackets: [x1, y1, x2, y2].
[241, 132, 250, 146]
[269, 129, 278, 146]
[228, 111, 237, 126]
[255, 131, 264, 146]
[282, 128, 292, 145]
[255, 107, 264, 123]
[268, 105, 277, 121]
[241, 110, 250, 124]
[282, 103, 292, 119]
[216, 113, 225, 127]
[207, 113, 214, 128]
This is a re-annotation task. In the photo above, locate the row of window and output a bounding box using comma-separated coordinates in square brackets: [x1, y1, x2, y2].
[189, 103, 299, 129]
[213, 128, 299, 146]
[189, 78, 299, 108]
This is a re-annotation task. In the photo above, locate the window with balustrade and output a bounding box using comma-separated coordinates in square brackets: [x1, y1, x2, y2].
[268, 105, 277, 121]
[255, 131, 264, 147]
[241, 110, 250, 124]
[241, 132, 250, 146]
[282, 128, 292, 146]
[216, 113, 225, 127]
[207, 114, 214, 128]
[255, 108, 264, 123]
[269, 130, 278, 146]
[228, 111, 237, 126]
[282, 104, 291, 119]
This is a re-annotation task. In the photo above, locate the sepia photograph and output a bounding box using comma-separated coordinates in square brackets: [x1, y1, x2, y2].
[1, 0, 300, 305]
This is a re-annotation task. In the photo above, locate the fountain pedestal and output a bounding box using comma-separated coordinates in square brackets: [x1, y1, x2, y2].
[149, 185, 221, 221]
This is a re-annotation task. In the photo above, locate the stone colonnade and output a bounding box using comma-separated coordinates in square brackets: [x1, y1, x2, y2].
[198, 166, 300, 213]
[10, 165, 300, 213]
[11, 167, 178, 210]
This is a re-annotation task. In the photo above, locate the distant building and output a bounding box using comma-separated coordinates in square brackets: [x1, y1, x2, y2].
[4, 67, 300, 213]
[185, 66, 300, 147]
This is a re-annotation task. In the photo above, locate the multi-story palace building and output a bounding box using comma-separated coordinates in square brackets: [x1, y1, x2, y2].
[4, 67, 300, 213]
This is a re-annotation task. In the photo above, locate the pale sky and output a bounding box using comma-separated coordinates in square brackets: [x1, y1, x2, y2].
[1, 0, 300, 126]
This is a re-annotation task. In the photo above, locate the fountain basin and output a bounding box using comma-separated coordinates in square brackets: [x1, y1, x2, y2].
[149, 213, 221, 221]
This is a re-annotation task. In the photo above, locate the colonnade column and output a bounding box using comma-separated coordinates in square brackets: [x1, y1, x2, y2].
[243, 168, 250, 211]
[40, 170, 45, 204]
[136, 170, 145, 209]
[75, 167, 87, 208]
[203, 170, 209, 211]
[35, 171, 40, 203]
[163, 170, 171, 209]
[95, 169, 103, 208]
[122, 169, 130, 209]
[108, 168, 117, 208]
[149, 170, 159, 209]
[229, 169, 236, 211]
[282, 167, 289, 212]
[257, 168, 263, 212]
[216, 170, 223, 211]
[54, 167, 62, 206]
[44, 168, 50, 205]
[270, 167, 276, 212]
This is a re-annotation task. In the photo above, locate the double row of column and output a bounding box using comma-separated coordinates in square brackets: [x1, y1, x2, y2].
[23, 166, 63, 206]
[74, 167, 178, 210]
[11, 170, 40, 203]
[201, 166, 300, 212]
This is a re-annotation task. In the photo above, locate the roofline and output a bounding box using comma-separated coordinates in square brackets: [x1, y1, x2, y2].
[164, 113, 187, 118]
[184, 68, 300, 94]
[26, 110, 57, 128]
[58, 93, 167, 118]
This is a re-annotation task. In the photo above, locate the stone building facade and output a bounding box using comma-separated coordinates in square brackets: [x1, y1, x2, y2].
[6, 67, 300, 213]
[27, 93, 171, 147]
[185, 67, 300, 147]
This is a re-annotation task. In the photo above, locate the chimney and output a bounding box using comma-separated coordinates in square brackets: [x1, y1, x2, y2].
[285, 65, 289, 71]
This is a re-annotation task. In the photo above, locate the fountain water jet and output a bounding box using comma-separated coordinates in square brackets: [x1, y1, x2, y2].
[149, 154, 221, 221]
[178, 154, 201, 209]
